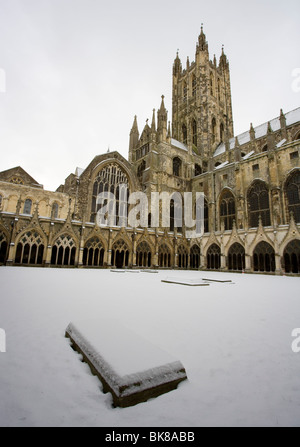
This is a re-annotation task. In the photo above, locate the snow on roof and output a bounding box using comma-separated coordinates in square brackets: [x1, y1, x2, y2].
[215, 160, 229, 170]
[171, 138, 188, 151]
[75, 167, 84, 177]
[276, 139, 287, 148]
[213, 106, 300, 157]
[242, 150, 255, 160]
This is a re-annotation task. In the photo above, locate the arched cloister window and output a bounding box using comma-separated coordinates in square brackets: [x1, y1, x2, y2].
[283, 239, 300, 274]
[51, 234, 76, 266]
[23, 198, 32, 215]
[0, 231, 8, 264]
[192, 119, 197, 146]
[212, 118, 216, 144]
[15, 231, 44, 265]
[220, 190, 236, 231]
[51, 202, 59, 219]
[207, 244, 221, 270]
[158, 243, 171, 268]
[285, 170, 300, 223]
[111, 239, 129, 269]
[83, 237, 104, 267]
[173, 157, 182, 177]
[190, 244, 200, 269]
[253, 241, 275, 272]
[178, 245, 188, 269]
[136, 241, 151, 268]
[228, 243, 245, 271]
[182, 124, 187, 145]
[248, 181, 271, 227]
[90, 163, 130, 225]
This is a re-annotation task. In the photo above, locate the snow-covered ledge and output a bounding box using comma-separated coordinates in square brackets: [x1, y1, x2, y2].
[65, 319, 187, 408]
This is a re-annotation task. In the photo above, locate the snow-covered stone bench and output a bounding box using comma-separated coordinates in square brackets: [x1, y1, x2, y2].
[65, 320, 187, 408]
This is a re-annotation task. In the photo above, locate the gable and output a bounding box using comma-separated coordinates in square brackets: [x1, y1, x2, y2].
[0, 166, 42, 188]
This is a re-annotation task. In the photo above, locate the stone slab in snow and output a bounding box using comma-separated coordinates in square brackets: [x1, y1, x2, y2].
[65, 320, 187, 408]
[162, 277, 210, 286]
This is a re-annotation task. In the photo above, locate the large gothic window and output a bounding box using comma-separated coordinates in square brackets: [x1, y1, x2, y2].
[51, 234, 76, 266]
[83, 237, 104, 267]
[136, 241, 151, 268]
[248, 181, 271, 227]
[158, 243, 171, 268]
[253, 241, 275, 272]
[90, 164, 130, 225]
[283, 239, 300, 274]
[173, 157, 182, 177]
[0, 231, 8, 264]
[15, 231, 44, 265]
[285, 170, 300, 223]
[228, 243, 245, 271]
[207, 244, 221, 270]
[220, 190, 236, 231]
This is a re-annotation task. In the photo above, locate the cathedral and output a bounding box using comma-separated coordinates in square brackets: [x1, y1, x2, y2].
[1, 27, 300, 274]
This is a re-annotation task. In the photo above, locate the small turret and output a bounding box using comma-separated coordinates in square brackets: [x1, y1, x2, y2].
[129, 115, 139, 162]
[157, 95, 168, 142]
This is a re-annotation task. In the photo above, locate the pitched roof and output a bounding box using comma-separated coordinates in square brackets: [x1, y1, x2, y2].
[214, 106, 300, 157]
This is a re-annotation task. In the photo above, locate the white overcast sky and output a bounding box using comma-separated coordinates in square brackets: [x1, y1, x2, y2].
[0, 0, 300, 191]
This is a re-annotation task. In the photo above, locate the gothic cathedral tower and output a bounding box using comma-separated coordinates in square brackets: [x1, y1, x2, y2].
[172, 26, 234, 166]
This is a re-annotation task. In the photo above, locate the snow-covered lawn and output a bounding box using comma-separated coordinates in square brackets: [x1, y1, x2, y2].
[0, 266, 299, 427]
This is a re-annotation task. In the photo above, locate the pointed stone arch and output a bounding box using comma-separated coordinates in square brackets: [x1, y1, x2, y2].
[227, 242, 245, 271]
[252, 241, 275, 272]
[51, 233, 77, 266]
[158, 242, 172, 268]
[206, 243, 221, 270]
[284, 168, 300, 223]
[111, 238, 130, 269]
[0, 227, 9, 264]
[282, 239, 300, 274]
[14, 229, 46, 265]
[136, 240, 152, 268]
[83, 236, 105, 267]
[190, 244, 201, 269]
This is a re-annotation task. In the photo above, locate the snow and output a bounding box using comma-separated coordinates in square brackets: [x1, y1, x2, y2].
[0, 266, 300, 427]
[213, 106, 300, 157]
[66, 319, 186, 398]
[171, 139, 188, 152]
